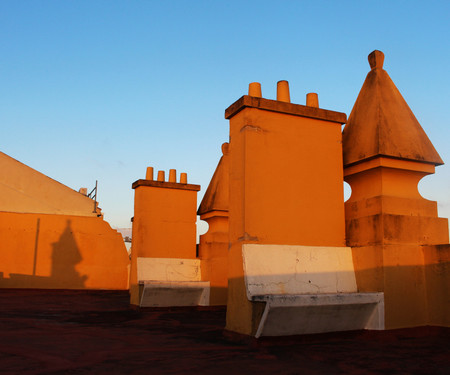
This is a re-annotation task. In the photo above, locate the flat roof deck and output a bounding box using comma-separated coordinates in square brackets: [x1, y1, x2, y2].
[0, 289, 448, 374]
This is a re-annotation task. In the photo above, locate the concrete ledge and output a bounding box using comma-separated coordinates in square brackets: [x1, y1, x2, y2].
[242, 244, 385, 337]
[243, 244, 358, 295]
[139, 281, 210, 307]
[252, 292, 384, 338]
[132, 179, 200, 191]
[137, 257, 202, 282]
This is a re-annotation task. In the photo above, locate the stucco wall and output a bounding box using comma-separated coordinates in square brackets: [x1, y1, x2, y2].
[0, 152, 97, 216]
[0, 212, 130, 290]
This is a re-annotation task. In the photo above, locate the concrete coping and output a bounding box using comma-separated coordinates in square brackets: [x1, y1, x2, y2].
[225, 95, 347, 124]
[242, 244, 358, 296]
[253, 293, 385, 338]
[240, 244, 385, 337]
[137, 257, 202, 282]
[139, 280, 210, 287]
[139, 281, 210, 307]
[132, 179, 200, 191]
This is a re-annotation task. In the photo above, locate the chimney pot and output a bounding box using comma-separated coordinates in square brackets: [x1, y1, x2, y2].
[169, 169, 176, 182]
[248, 82, 262, 98]
[146, 167, 154, 180]
[277, 80, 290, 102]
[306, 93, 319, 108]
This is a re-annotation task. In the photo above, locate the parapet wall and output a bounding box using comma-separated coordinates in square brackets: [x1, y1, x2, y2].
[0, 212, 130, 290]
[0, 151, 98, 217]
[0, 151, 130, 290]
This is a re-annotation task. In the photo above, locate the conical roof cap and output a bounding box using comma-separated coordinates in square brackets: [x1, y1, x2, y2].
[343, 50, 443, 167]
[197, 143, 229, 215]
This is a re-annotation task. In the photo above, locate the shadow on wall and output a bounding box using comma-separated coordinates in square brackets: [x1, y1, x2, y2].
[0, 211, 130, 290]
[0, 219, 87, 288]
[352, 245, 450, 328]
[50, 220, 87, 288]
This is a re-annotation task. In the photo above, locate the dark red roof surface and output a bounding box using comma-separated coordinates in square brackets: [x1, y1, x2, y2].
[0, 289, 448, 374]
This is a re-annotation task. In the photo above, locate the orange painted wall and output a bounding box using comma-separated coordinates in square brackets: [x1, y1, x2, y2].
[132, 181, 199, 259]
[198, 143, 230, 305]
[0, 212, 129, 290]
[351, 243, 449, 328]
[228, 106, 346, 248]
[0, 151, 99, 217]
[423, 244, 450, 326]
[199, 212, 228, 305]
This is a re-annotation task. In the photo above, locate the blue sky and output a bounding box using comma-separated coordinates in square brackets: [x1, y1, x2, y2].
[1, 1, 449, 229]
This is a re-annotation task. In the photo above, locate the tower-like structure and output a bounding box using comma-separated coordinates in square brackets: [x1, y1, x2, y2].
[197, 143, 230, 305]
[225, 81, 349, 335]
[343, 50, 449, 328]
[129, 167, 203, 306]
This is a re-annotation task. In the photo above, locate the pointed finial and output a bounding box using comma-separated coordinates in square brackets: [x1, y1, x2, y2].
[221, 142, 229, 156]
[368, 50, 385, 70]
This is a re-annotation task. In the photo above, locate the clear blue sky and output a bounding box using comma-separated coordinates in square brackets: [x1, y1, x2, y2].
[1, 1, 449, 229]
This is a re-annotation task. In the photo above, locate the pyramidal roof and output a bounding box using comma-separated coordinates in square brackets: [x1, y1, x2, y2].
[342, 50, 443, 167]
[197, 143, 229, 216]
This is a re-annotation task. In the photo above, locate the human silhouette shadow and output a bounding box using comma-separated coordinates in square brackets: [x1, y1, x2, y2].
[50, 219, 87, 288]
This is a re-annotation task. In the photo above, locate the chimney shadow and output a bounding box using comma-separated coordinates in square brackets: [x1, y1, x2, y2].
[50, 219, 87, 288]
[0, 219, 88, 289]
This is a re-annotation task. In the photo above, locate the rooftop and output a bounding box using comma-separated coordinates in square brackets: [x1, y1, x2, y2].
[0, 289, 448, 374]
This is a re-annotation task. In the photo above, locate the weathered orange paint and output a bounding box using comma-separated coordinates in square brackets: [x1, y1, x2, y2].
[226, 105, 347, 247]
[197, 212, 228, 305]
[0, 212, 129, 290]
[129, 170, 200, 305]
[342, 50, 442, 167]
[225, 85, 347, 335]
[345, 159, 449, 243]
[198, 143, 230, 305]
[0, 151, 101, 217]
[422, 245, 450, 326]
[344, 51, 449, 329]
